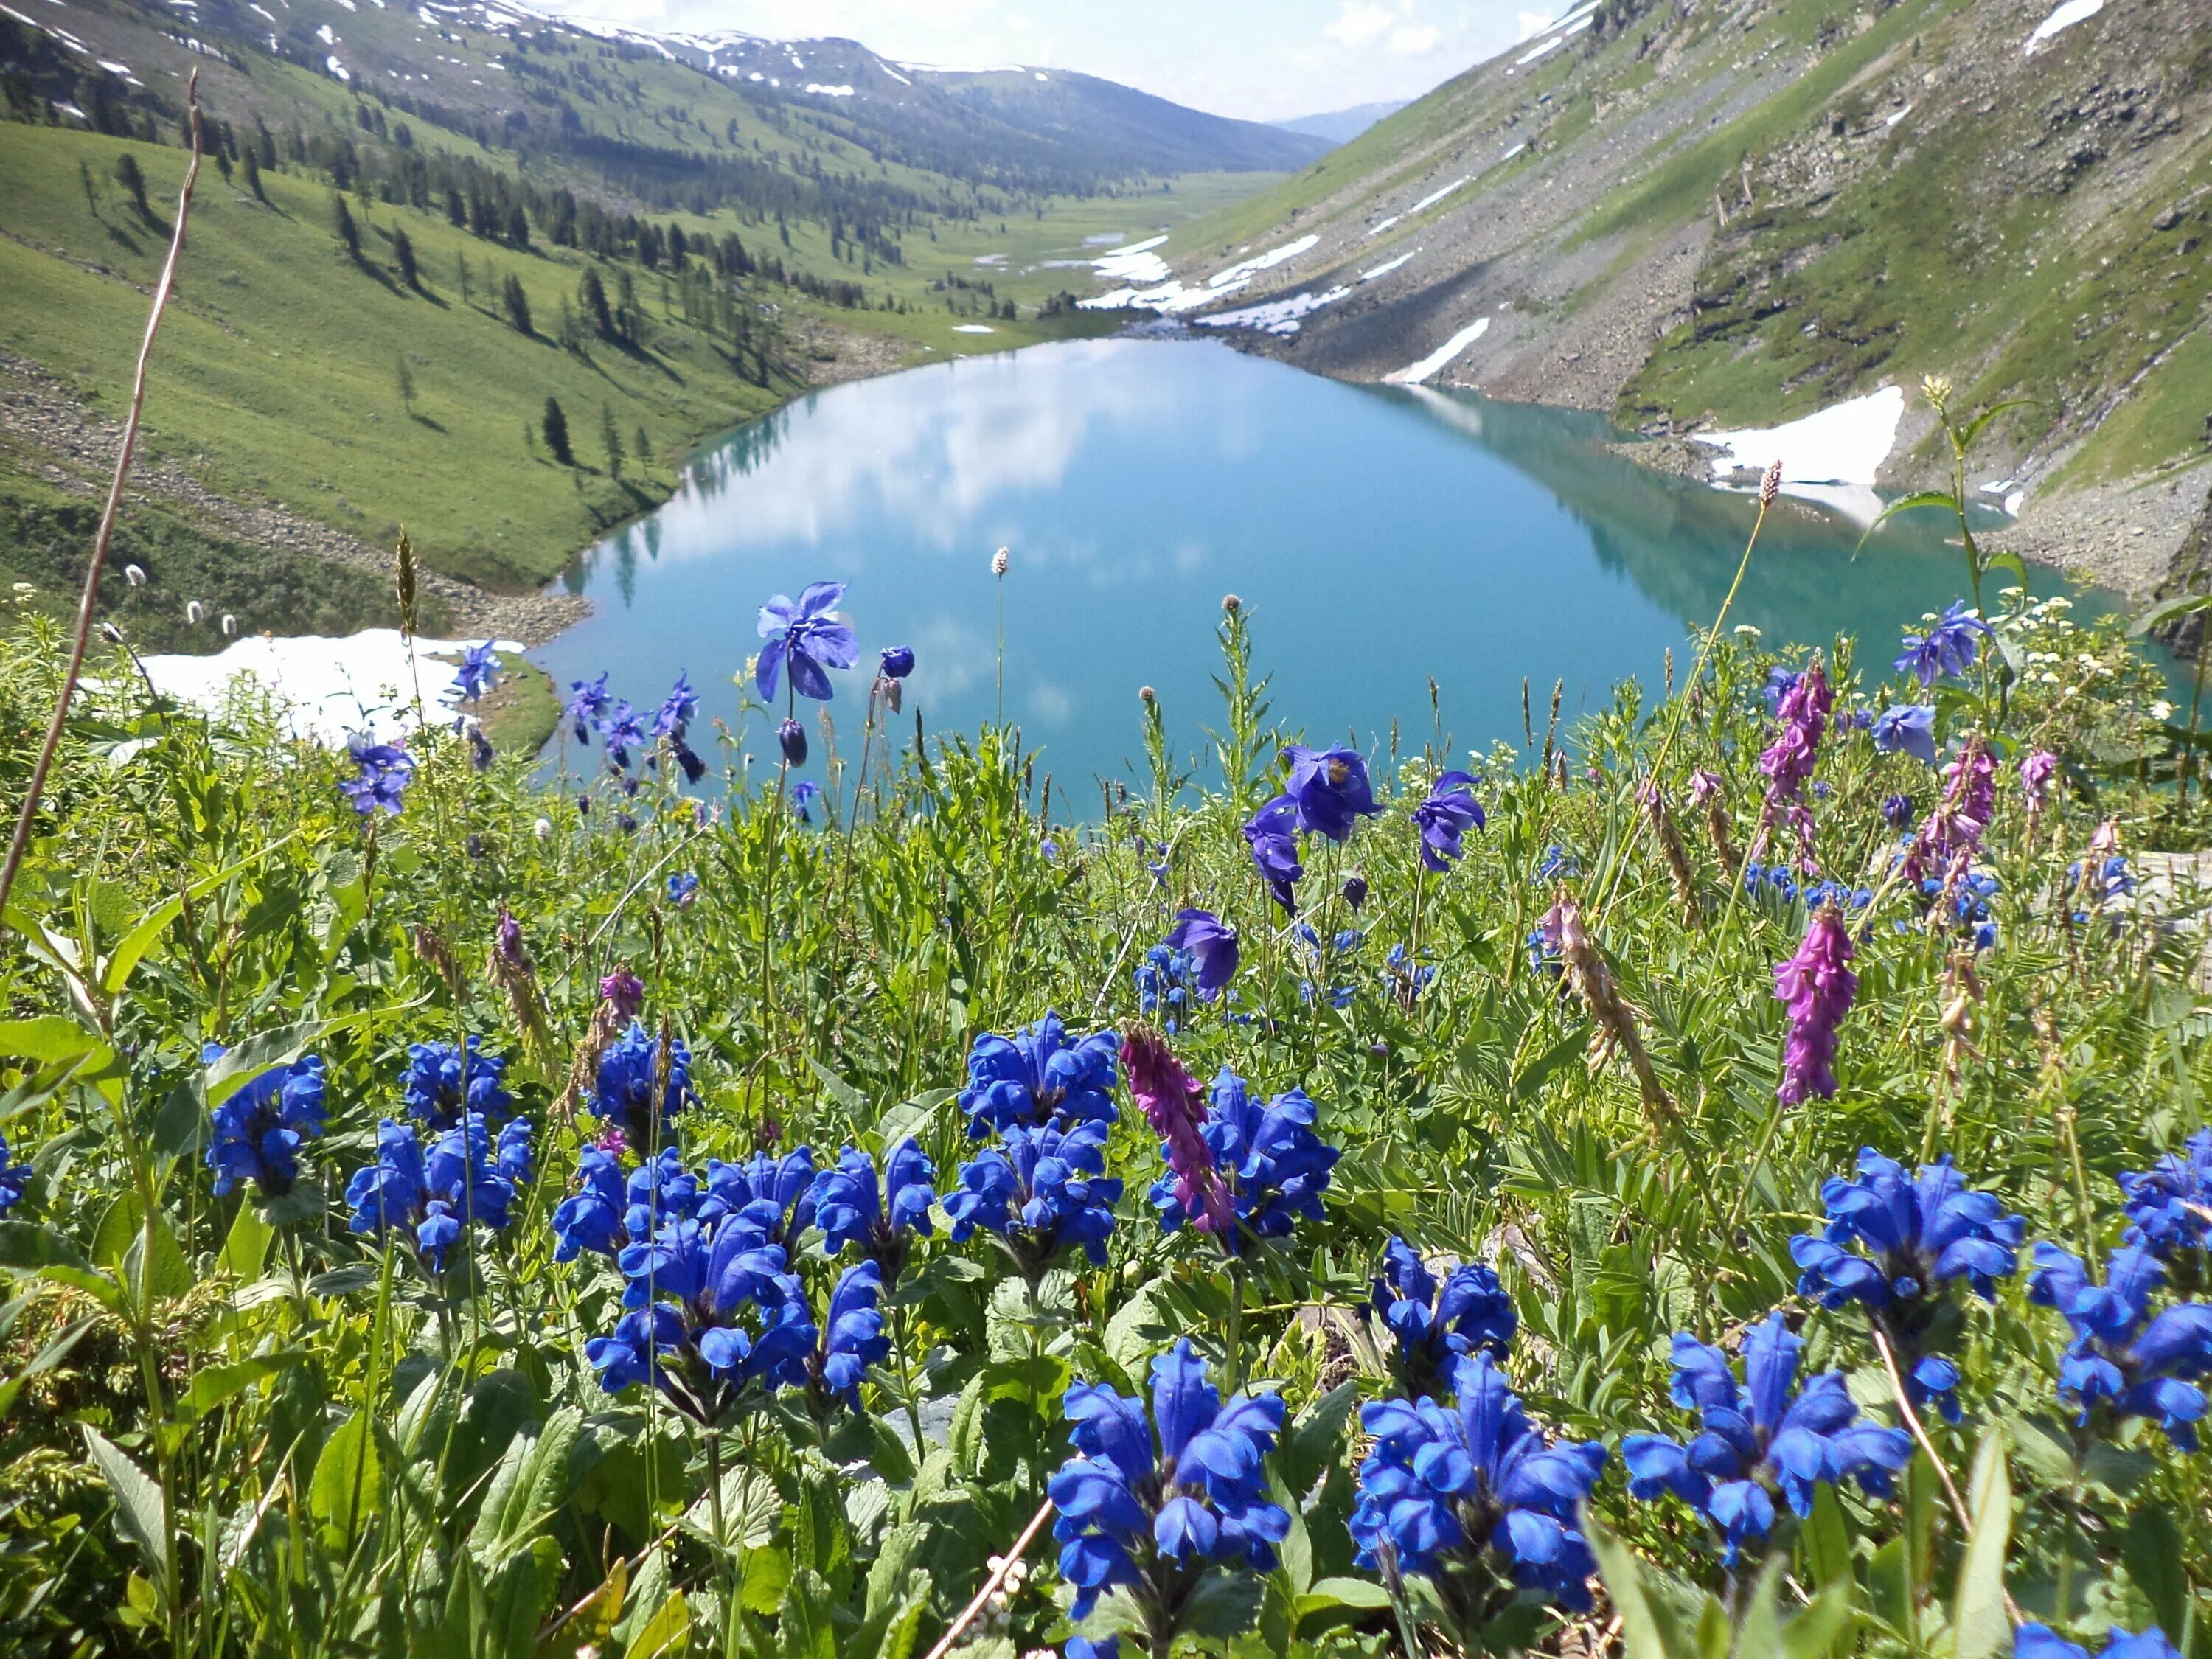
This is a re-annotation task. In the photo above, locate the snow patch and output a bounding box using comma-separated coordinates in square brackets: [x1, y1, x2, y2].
[1206, 233, 1318, 290]
[951, 324, 996, 333]
[1089, 233, 1171, 285]
[1885, 104, 1911, 127]
[2004, 490, 2026, 517]
[878, 61, 909, 85]
[326, 53, 349, 77]
[1500, 142, 1526, 161]
[1196, 285, 1351, 338]
[1033, 70, 1048, 81]
[1408, 176, 1468, 215]
[1360, 250, 1416, 281]
[97, 56, 129, 72]
[313, 20, 333, 38]
[1366, 214, 1401, 237]
[1385, 317, 1490, 384]
[1691, 387, 1905, 518]
[2025, 0, 2102, 52]
[139, 631, 521, 746]
[802, 83, 852, 96]
[1516, 33, 1563, 65]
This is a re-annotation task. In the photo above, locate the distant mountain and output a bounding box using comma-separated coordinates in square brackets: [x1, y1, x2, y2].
[1270, 100, 1408, 145]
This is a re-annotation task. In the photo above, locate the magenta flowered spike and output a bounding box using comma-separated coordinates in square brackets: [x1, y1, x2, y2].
[1775, 905, 1857, 1106]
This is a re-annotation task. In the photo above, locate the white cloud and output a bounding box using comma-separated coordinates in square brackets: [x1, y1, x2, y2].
[1326, 1, 1394, 44]
[1515, 10, 1556, 40]
[1391, 23, 1439, 49]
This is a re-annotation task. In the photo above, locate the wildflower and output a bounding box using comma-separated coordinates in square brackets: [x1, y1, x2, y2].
[1871, 704, 1937, 765]
[1281, 745, 1382, 841]
[124, 563, 147, 587]
[2028, 1243, 2212, 1448]
[566, 672, 610, 744]
[1152, 1068, 1339, 1253]
[1759, 660, 1830, 830]
[2066, 853, 2135, 916]
[1413, 771, 1486, 872]
[1135, 944, 1196, 1029]
[1382, 942, 1439, 1002]
[340, 732, 414, 816]
[810, 1261, 889, 1408]
[1775, 906, 1855, 1107]
[1790, 1150, 2025, 1419]
[1048, 1340, 1290, 1623]
[1342, 873, 1370, 910]
[465, 723, 495, 771]
[961, 1012, 1119, 1139]
[452, 641, 500, 702]
[589, 1021, 697, 1150]
[880, 644, 914, 678]
[1165, 908, 1239, 998]
[2020, 748, 2059, 806]
[1368, 1237, 1515, 1399]
[1241, 794, 1304, 913]
[992, 547, 1010, 577]
[1882, 793, 1916, 831]
[653, 672, 698, 739]
[756, 581, 858, 702]
[1121, 1024, 1230, 1238]
[792, 779, 821, 821]
[534, 816, 553, 840]
[945, 1120, 1123, 1273]
[703, 1147, 820, 1255]
[812, 1138, 936, 1276]
[598, 701, 647, 769]
[1903, 734, 1995, 883]
[1761, 667, 1801, 717]
[1895, 602, 1992, 688]
[1351, 1354, 1605, 1609]
[2016, 1627, 2185, 1659]
[668, 872, 698, 910]
[2119, 1130, 2212, 1274]
[345, 1114, 524, 1272]
[0, 1134, 29, 1217]
[400, 1036, 512, 1130]
[551, 1143, 639, 1262]
[1536, 844, 1577, 883]
[204, 1046, 327, 1200]
[1621, 1315, 1911, 1564]
[777, 717, 808, 766]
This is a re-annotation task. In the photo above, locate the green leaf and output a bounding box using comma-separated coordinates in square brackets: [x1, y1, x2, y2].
[205, 1020, 331, 1110]
[1733, 1558, 1788, 1659]
[0, 1312, 94, 1424]
[0, 1220, 93, 1273]
[83, 1426, 170, 1585]
[1857, 492, 1958, 550]
[622, 1587, 691, 1659]
[0, 1016, 102, 1064]
[184, 1352, 305, 1421]
[97, 893, 184, 995]
[1952, 1432, 2011, 1659]
[869, 1087, 955, 1152]
[1957, 400, 2031, 452]
[1779, 1585, 1854, 1659]
[2120, 1509, 2189, 1638]
[1304, 1576, 1392, 1611]
[1801, 1482, 1854, 1594]
[2130, 592, 2212, 637]
[220, 1203, 272, 1282]
[1178, 1571, 1265, 1641]
[308, 1408, 383, 1545]
[807, 1060, 871, 1136]
[1592, 1520, 1698, 1659]
[1279, 1380, 1359, 1500]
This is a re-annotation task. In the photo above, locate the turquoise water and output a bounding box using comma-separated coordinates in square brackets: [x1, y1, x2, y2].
[534, 338, 2120, 792]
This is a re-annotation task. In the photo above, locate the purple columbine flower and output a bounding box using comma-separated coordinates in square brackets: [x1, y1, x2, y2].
[1871, 704, 1937, 766]
[566, 672, 609, 744]
[1775, 905, 1856, 1106]
[777, 717, 807, 767]
[879, 644, 914, 678]
[791, 779, 821, 822]
[1412, 771, 1486, 872]
[1895, 602, 1992, 688]
[1281, 745, 1382, 841]
[340, 732, 414, 817]
[1164, 908, 1239, 999]
[1121, 1025, 1231, 1239]
[1882, 793, 1916, 831]
[1242, 794, 1304, 914]
[756, 581, 858, 702]
[452, 642, 500, 703]
[598, 700, 647, 770]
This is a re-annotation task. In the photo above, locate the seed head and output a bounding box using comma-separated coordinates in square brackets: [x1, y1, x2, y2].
[1759, 458, 1782, 507]
[1138, 685, 1155, 703]
[991, 546, 1010, 577]
[124, 563, 147, 588]
[99, 621, 125, 644]
[1222, 593, 1241, 613]
[185, 599, 206, 625]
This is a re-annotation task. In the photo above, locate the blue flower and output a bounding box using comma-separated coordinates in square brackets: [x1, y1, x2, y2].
[1242, 793, 1304, 914]
[1048, 1340, 1290, 1623]
[340, 732, 414, 817]
[1895, 602, 1992, 687]
[1413, 771, 1486, 872]
[812, 1260, 889, 1408]
[1350, 1354, 1605, 1610]
[667, 872, 699, 910]
[588, 1021, 698, 1150]
[452, 642, 500, 703]
[0, 1133, 33, 1218]
[1165, 909, 1239, 998]
[204, 1048, 326, 1199]
[946, 1121, 1123, 1273]
[1065, 1641, 1119, 1659]
[400, 1036, 512, 1131]
[1621, 1315, 1910, 1565]
[1882, 793, 1916, 830]
[598, 700, 647, 769]
[2017, 1627, 2185, 1659]
[812, 1138, 935, 1274]
[1382, 942, 1439, 1001]
[1151, 1069, 1339, 1253]
[791, 779, 822, 822]
[566, 672, 610, 744]
[959, 1012, 1119, 1139]
[345, 1115, 525, 1272]
[702, 1147, 819, 1255]
[1281, 745, 1382, 842]
[2067, 855, 2136, 916]
[1135, 943, 1197, 1029]
[756, 581, 858, 702]
[552, 1144, 633, 1262]
[1762, 667, 1801, 717]
[653, 671, 698, 739]
[2120, 1130, 2212, 1267]
[1369, 1237, 1515, 1399]
[1536, 844, 1577, 883]
[2028, 1243, 2212, 1449]
[879, 644, 914, 679]
[1790, 1150, 2024, 1421]
[1871, 704, 1938, 765]
[777, 717, 808, 767]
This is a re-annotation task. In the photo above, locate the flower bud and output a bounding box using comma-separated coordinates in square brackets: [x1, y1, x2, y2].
[124, 563, 147, 588]
[533, 816, 553, 840]
[1760, 459, 1782, 507]
[777, 717, 807, 766]
[879, 644, 914, 679]
[991, 546, 1010, 577]
[186, 599, 206, 625]
[1222, 593, 1241, 613]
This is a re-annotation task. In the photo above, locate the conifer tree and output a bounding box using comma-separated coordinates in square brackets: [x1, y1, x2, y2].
[241, 147, 265, 201]
[601, 405, 624, 479]
[395, 355, 415, 416]
[392, 226, 418, 289]
[113, 152, 150, 220]
[332, 192, 361, 260]
[501, 272, 532, 335]
[542, 397, 572, 465]
[633, 425, 651, 473]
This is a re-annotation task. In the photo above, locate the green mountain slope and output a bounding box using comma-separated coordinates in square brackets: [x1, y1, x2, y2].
[1116, 0, 2211, 563]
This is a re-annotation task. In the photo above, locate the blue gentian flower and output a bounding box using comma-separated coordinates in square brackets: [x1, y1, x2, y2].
[1242, 794, 1304, 913]
[879, 645, 914, 679]
[1413, 771, 1486, 872]
[756, 581, 858, 702]
[204, 1046, 327, 1199]
[588, 1020, 698, 1150]
[946, 1121, 1123, 1273]
[1536, 844, 1577, 883]
[598, 700, 647, 770]
[345, 1115, 524, 1272]
[1135, 943, 1197, 1030]
[1350, 1354, 1605, 1610]
[1150, 1069, 1339, 1253]
[959, 1012, 1119, 1139]
[2017, 1627, 2186, 1659]
[1790, 1150, 2025, 1421]
[552, 1144, 633, 1262]
[1065, 1641, 1119, 1659]
[2028, 1243, 2212, 1449]
[1369, 1236, 1515, 1399]
[0, 1133, 33, 1217]
[1165, 908, 1239, 998]
[1762, 667, 1801, 717]
[1281, 745, 1382, 841]
[703, 1147, 819, 1255]
[451, 642, 500, 702]
[811, 1260, 889, 1408]
[667, 872, 699, 910]
[1048, 1340, 1291, 1623]
[791, 779, 822, 822]
[812, 1138, 936, 1275]
[566, 672, 610, 744]
[1882, 793, 1916, 830]
[1621, 1315, 1911, 1565]
[2120, 1130, 2212, 1268]
[2067, 855, 2136, 916]
[340, 732, 414, 817]
[1871, 704, 1938, 765]
[400, 1036, 512, 1131]
[1382, 942, 1439, 1001]
[1895, 602, 1992, 687]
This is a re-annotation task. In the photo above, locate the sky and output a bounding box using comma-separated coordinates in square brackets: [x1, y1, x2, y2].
[522, 0, 1555, 124]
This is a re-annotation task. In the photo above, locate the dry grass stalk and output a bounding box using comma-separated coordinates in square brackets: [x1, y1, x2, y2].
[1552, 886, 1679, 1135]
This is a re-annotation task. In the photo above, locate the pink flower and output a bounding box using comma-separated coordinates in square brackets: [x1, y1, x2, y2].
[599, 967, 645, 1022]
[1120, 1025, 1230, 1237]
[1775, 905, 1856, 1106]
[1903, 734, 1994, 883]
[1760, 662, 1831, 870]
[2020, 749, 2058, 805]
